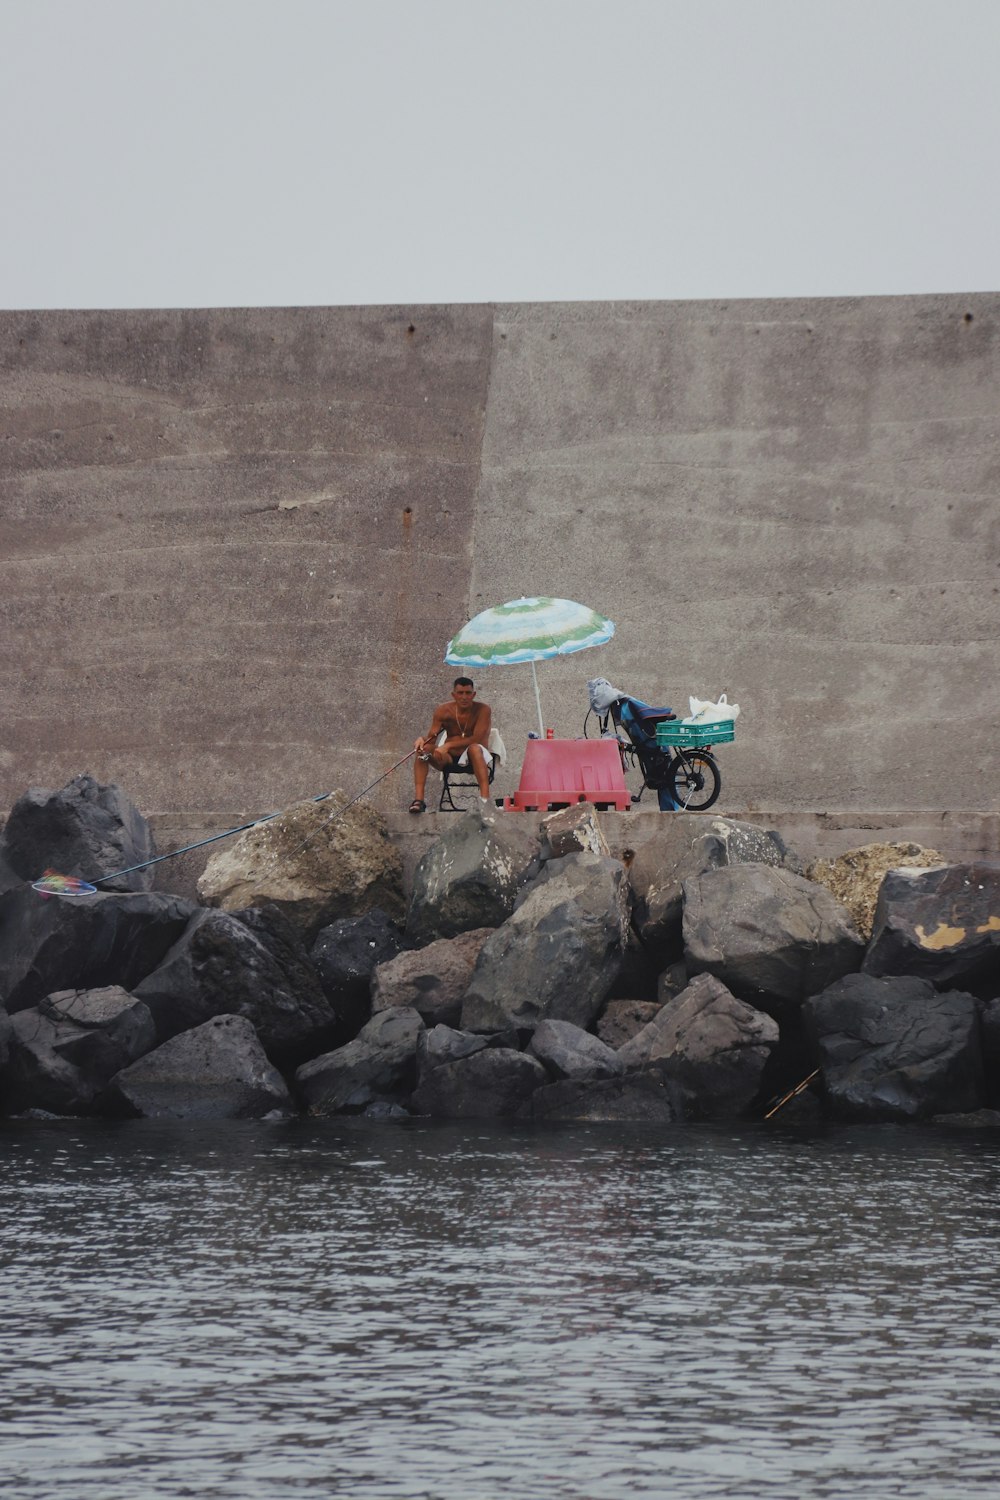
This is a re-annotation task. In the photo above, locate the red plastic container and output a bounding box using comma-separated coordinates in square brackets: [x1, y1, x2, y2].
[504, 738, 631, 812]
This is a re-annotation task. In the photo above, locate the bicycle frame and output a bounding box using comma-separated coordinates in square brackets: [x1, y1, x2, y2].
[593, 694, 722, 811]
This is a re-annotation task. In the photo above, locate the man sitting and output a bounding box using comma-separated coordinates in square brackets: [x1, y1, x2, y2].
[410, 677, 492, 812]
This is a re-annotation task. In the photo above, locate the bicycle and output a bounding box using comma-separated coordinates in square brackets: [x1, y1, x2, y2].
[585, 678, 732, 811]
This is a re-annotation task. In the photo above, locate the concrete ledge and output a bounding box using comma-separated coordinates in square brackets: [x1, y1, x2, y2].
[141, 807, 999, 903]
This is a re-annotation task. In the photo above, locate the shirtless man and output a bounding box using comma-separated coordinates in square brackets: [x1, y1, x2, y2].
[410, 677, 492, 811]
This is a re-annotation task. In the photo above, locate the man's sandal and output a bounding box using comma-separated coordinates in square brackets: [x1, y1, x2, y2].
[408, 799, 426, 814]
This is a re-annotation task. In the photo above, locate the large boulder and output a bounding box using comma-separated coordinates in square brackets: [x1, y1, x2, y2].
[540, 803, 610, 861]
[1, 986, 157, 1116]
[295, 1007, 424, 1115]
[132, 906, 337, 1066]
[682, 864, 865, 1022]
[628, 816, 794, 963]
[461, 853, 630, 1033]
[371, 928, 494, 1028]
[803, 973, 983, 1122]
[863, 863, 1000, 995]
[406, 807, 542, 944]
[596, 999, 664, 1050]
[410, 1046, 547, 1118]
[310, 908, 408, 1040]
[0, 886, 198, 1013]
[197, 794, 404, 940]
[417, 1024, 490, 1071]
[980, 998, 1000, 1100]
[0, 774, 156, 896]
[655, 960, 690, 1007]
[109, 1014, 293, 1120]
[807, 842, 945, 939]
[618, 973, 778, 1118]
[526, 1072, 680, 1123]
[528, 1018, 624, 1081]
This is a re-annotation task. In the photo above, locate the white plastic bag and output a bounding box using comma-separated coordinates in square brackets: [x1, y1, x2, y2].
[684, 692, 740, 725]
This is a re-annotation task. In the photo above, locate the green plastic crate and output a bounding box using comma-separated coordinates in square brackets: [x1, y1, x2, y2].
[656, 719, 736, 748]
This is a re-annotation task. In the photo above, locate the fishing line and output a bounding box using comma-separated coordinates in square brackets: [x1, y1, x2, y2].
[31, 749, 416, 897]
[261, 749, 417, 873]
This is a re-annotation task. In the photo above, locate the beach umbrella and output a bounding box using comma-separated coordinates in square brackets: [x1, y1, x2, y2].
[445, 595, 615, 737]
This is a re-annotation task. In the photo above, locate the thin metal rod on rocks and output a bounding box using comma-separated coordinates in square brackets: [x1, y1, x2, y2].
[764, 1069, 820, 1120]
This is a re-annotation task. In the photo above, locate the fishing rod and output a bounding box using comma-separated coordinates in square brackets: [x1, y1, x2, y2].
[764, 1069, 820, 1120]
[32, 749, 417, 897]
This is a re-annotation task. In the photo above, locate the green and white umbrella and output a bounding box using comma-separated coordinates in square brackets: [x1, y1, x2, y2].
[445, 596, 615, 737]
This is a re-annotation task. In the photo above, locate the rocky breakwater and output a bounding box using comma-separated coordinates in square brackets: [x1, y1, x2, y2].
[0, 774, 998, 1127]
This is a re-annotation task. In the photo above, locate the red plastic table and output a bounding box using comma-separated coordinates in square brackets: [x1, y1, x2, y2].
[503, 738, 631, 812]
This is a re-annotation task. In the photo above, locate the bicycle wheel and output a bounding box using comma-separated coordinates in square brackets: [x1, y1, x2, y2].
[668, 751, 721, 811]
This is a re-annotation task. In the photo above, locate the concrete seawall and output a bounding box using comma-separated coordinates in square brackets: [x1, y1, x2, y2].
[2, 295, 997, 824]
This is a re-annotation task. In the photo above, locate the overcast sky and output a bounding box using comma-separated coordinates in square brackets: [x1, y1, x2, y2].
[2, 0, 997, 309]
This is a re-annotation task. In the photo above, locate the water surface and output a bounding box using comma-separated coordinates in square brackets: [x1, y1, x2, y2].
[2, 1118, 999, 1498]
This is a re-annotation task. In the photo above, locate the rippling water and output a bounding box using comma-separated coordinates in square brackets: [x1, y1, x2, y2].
[2, 1118, 1000, 1498]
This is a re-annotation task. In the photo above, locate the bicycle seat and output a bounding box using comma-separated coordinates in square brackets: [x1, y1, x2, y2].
[626, 699, 676, 722]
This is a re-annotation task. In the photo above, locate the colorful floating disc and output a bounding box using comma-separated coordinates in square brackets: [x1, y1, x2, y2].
[31, 873, 98, 897]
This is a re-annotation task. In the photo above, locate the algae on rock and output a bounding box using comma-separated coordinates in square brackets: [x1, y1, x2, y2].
[197, 794, 403, 939]
[807, 841, 944, 938]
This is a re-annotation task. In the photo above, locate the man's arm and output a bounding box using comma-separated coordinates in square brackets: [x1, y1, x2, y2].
[414, 704, 447, 754]
[446, 702, 490, 752]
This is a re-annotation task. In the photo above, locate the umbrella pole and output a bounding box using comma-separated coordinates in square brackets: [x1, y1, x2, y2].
[531, 660, 545, 738]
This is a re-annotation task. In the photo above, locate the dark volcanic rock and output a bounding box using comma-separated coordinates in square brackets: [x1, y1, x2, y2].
[526, 1072, 680, 1123]
[528, 1018, 624, 1081]
[656, 960, 689, 1006]
[765, 1083, 824, 1126]
[1, 986, 156, 1116]
[0, 774, 156, 896]
[410, 1046, 547, 1118]
[596, 999, 663, 1050]
[981, 998, 1000, 1099]
[295, 1007, 424, 1115]
[619, 973, 778, 1118]
[607, 930, 661, 1001]
[0, 886, 198, 1013]
[310, 908, 407, 1039]
[629, 816, 793, 963]
[461, 853, 629, 1033]
[683, 864, 865, 1021]
[371, 928, 494, 1027]
[109, 1014, 292, 1120]
[416, 1024, 490, 1071]
[407, 808, 542, 943]
[863, 863, 1000, 995]
[803, 972, 983, 1122]
[236, 902, 332, 999]
[133, 907, 337, 1066]
[807, 842, 945, 939]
